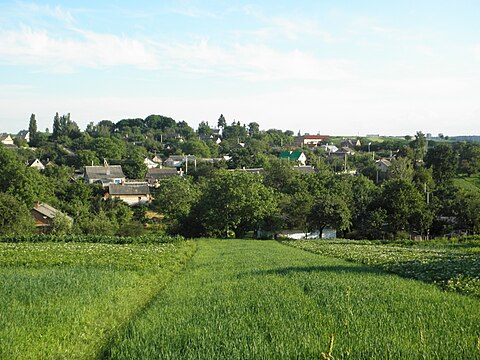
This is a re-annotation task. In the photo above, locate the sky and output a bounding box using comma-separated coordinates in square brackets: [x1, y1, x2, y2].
[0, 0, 479, 136]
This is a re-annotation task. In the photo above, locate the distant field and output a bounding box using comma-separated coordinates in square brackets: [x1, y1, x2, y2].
[454, 173, 480, 193]
[107, 240, 480, 359]
[0, 241, 195, 359]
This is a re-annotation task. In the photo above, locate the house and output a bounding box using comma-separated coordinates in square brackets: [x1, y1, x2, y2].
[31, 202, 72, 233]
[0, 133, 15, 146]
[279, 151, 307, 166]
[144, 157, 159, 169]
[320, 144, 339, 153]
[17, 130, 30, 143]
[293, 165, 316, 174]
[146, 168, 181, 187]
[376, 158, 392, 173]
[257, 228, 336, 240]
[28, 158, 45, 171]
[163, 155, 196, 168]
[233, 167, 265, 174]
[84, 162, 125, 186]
[106, 183, 152, 206]
[199, 157, 224, 164]
[294, 134, 330, 147]
[152, 154, 163, 165]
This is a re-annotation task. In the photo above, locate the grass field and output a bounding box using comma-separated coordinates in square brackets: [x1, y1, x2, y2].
[284, 238, 480, 298]
[454, 173, 480, 193]
[0, 241, 195, 359]
[106, 240, 480, 359]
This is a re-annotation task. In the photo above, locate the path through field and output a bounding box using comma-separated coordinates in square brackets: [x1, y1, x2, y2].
[106, 240, 480, 359]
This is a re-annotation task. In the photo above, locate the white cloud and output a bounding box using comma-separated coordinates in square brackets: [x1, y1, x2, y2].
[160, 40, 352, 81]
[18, 2, 76, 25]
[0, 27, 159, 72]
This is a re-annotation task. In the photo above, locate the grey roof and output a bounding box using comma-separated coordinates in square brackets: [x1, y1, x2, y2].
[85, 165, 125, 179]
[293, 166, 316, 174]
[0, 133, 10, 140]
[234, 168, 265, 174]
[32, 203, 72, 221]
[147, 168, 179, 179]
[109, 184, 150, 196]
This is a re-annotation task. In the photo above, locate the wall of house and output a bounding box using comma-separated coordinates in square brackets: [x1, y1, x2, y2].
[112, 194, 150, 206]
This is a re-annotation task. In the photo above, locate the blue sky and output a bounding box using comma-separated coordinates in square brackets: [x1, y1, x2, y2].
[1, 1, 479, 136]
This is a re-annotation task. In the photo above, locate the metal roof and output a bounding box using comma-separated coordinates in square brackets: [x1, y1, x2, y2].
[108, 184, 150, 196]
[85, 165, 125, 179]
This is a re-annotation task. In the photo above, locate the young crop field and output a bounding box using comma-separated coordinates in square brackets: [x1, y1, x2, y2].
[106, 240, 480, 359]
[283, 238, 480, 298]
[0, 241, 195, 359]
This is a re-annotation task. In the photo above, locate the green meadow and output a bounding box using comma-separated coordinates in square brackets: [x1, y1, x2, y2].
[2, 239, 480, 359]
[107, 240, 480, 359]
[0, 241, 195, 359]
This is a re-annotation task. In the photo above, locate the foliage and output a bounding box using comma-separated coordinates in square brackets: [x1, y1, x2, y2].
[425, 144, 457, 185]
[191, 170, 279, 237]
[0, 192, 36, 235]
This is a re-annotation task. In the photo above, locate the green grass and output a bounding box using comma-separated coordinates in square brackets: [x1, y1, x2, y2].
[284, 239, 480, 298]
[106, 240, 480, 359]
[0, 241, 195, 359]
[454, 173, 480, 193]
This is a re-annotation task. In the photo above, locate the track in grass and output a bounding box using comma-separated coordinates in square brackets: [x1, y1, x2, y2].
[106, 240, 480, 359]
[0, 241, 195, 359]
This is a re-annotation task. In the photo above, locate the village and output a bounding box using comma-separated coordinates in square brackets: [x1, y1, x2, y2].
[1, 113, 479, 240]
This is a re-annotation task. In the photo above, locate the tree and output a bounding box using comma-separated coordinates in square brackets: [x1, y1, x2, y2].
[0, 192, 36, 235]
[389, 157, 414, 181]
[453, 189, 480, 234]
[192, 170, 279, 238]
[122, 146, 147, 179]
[410, 131, 427, 163]
[217, 114, 226, 128]
[377, 178, 433, 236]
[425, 144, 457, 186]
[308, 193, 351, 238]
[28, 113, 38, 146]
[153, 177, 200, 233]
[248, 122, 260, 137]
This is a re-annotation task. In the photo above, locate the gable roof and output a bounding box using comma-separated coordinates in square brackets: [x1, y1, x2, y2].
[32, 202, 72, 221]
[146, 167, 179, 179]
[279, 151, 305, 161]
[85, 165, 125, 179]
[108, 184, 150, 196]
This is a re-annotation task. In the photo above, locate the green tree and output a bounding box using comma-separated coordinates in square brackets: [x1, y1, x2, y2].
[389, 157, 414, 181]
[453, 189, 480, 234]
[0, 192, 36, 235]
[153, 177, 200, 233]
[28, 113, 38, 146]
[425, 144, 457, 186]
[308, 193, 351, 238]
[192, 170, 278, 238]
[217, 114, 226, 128]
[378, 179, 432, 236]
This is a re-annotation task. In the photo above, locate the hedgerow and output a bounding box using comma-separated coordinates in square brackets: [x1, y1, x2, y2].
[0, 234, 184, 244]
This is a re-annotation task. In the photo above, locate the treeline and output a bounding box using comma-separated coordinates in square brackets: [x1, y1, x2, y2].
[2, 113, 480, 239]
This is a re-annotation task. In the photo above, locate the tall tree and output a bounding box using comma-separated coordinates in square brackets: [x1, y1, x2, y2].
[217, 114, 226, 128]
[28, 113, 38, 146]
[425, 144, 457, 186]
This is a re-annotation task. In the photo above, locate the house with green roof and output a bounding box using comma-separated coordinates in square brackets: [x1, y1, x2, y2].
[278, 151, 307, 166]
